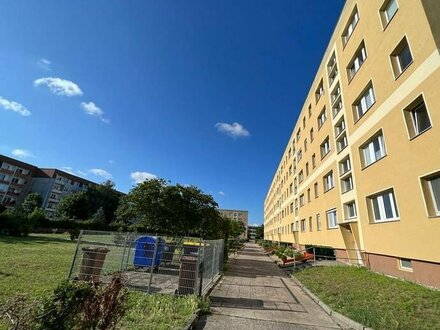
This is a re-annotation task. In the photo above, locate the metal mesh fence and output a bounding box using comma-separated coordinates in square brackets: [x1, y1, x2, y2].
[68, 230, 223, 296]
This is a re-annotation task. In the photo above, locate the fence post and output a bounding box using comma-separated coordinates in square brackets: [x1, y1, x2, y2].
[211, 243, 216, 284]
[68, 229, 83, 279]
[147, 236, 160, 294]
[313, 247, 316, 267]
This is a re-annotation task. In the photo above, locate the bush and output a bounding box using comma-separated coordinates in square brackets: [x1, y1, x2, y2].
[0, 209, 33, 236]
[38, 275, 127, 330]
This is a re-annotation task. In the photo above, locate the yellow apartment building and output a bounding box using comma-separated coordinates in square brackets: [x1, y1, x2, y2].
[264, 0, 440, 288]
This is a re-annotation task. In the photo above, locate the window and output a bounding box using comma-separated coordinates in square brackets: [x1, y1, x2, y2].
[295, 199, 298, 215]
[301, 219, 306, 232]
[303, 117, 306, 128]
[306, 162, 309, 176]
[348, 41, 367, 81]
[304, 138, 308, 152]
[403, 95, 431, 139]
[315, 80, 324, 103]
[326, 209, 338, 228]
[312, 154, 316, 168]
[320, 137, 331, 158]
[296, 129, 301, 142]
[308, 104, 312, 118]
[317, 214, 321, 231]
[307, 188, 311, 202]
[336, 133, 348, 153]
[299, 170, 304, 183]
[314, 182, 319, 198]
[289, 183, 293, 194]
[380, 0, 398, 27]
[344, 201, 357, 220]
[332, 97, 343, 118]
[399, 258, 413, 271]
[341, 174, 354, 193]
[289, 165, 292, 176]
[331, 83, 341, 105]
[354, 83, 376, 121]
[310, 128, 314, 142]
[361, 131, 386, 167]
[318, 108, 327, 129]
[421, 172, 440, 217]
[368, 189, 399, 222]
[334, 117, 346, 137]
[323, 171, 334, 192]
[0, 174, 6, 181]
[328, 52, 338, 86]
[391, 37, 413, 77]
[297, 149, 303, 161]
[299, 194, 305, 207]
[309, 217, 313, 232]
[339, 157, 351, 176]
[342, 6, 359, 46]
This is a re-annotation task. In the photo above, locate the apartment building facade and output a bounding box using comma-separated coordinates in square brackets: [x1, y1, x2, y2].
[0, 155, 38, 208]
[31, 169, 95, 218]
[218, 209, 249, 239]
[264, 0, 440, 287]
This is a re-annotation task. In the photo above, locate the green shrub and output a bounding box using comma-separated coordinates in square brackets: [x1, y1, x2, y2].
[0, 209, 33, 236]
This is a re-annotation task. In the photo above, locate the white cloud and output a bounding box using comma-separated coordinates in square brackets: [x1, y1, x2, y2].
[80, 102, 110, 123]
[34, 77, 83, 96]
[0, 96, 31, 116]
[37, 58, 51, 71]
[130, 171, 157, 184]
[250, 223, 261, 227]
[77, 170, 88, 176]
[12, 149, 34, 159]
[215, 122, 250, 138]
[218, 191, 226, 196]
[61, 167, 88, 177]
[89, 168, 112, 180]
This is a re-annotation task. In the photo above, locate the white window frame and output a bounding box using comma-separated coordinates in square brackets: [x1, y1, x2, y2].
[344, 201, 357, 220]
[316, 213, 321, 231]
[348, 42, 367, 80]
[320, 137, 331, 158]
[341, 175, 354, 193]
[399, 258, 413, 271]
[369, 189, 399, 222]
[339, 157, 351, 176]
[428, 176, 440, 216]
[343, 7, 359, 46]
[361, 132, 386, 167]
[354, 84, 376, 120]
[336, 133, 348, 153]
[324, 171, 334, 192]
[326, 208, 338, 229]
[318, 109, 327, 128]
[381, 0, 399, 27]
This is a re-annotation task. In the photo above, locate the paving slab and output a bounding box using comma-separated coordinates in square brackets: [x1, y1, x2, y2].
[196, 243, 347, 329]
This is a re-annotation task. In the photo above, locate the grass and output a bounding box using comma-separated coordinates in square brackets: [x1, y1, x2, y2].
[0, 234, 204, 329]
[293, 266, 440, 330]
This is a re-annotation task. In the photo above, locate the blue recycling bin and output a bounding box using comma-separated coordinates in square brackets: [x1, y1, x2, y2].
[133, 236, 165, 269]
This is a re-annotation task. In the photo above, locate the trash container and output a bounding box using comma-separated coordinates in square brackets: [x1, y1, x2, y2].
[182, 242, 200, 256]
[177, 256, 199, 295]
[133, 236, 165, 270]
[79, 246, 110, 282]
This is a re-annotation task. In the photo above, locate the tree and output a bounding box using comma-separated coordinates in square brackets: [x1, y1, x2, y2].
[86, 180, 121, 223]
[116, 179, 222, 237]
[20, 193, 42, 215]
[255, 224, 264, 239]
[229, 220, 246, 240]
[91, 207, 106, 224]
[56, 191, 89, 220]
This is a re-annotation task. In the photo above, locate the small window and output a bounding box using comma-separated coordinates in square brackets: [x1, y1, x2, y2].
[310, 128, 314, 142]
[296, 129, 301, 142]
[317, 213, 321, 231]
[347, 41, 367, 81]
[339, 157, 351, 176]
[309, 216, 313, 232]
[318, 108, 327, 129]
[312, 154, 316, 168]
[326, 208, 338, 228]
[304, 138, 308, 152]
[301, 219, 306, 232]
[344, 201, 357, 220]
[307, 188, 311, 203]
[341, 174, 354, 193]
[308, 104, 312, 118]
[353, 82, 376, 121]
[297, 149, 303, 161]
[342, 6, 359, 46]
[299, 170, 304, 183]
[368, 188, 399, 222]
[403, 95, 431, 139]
[320, 137, 331, 159]
[324, 171, 334, 192]
[420, 172, 440, 217]
[399, 258, 413, 271]
[361, 131, 386, 167]
[391, 37, 413, 78]
[299, 194, 305, 207]
[314, 182, 319, 198]
[315, 80, 324, 103]
[334, 116, 346, 137]
[306, 162, 309, 176]
[331, 83, 341, 106]
[336, 133, 348, 153]
[380, 0, 398, 28]
[327, 52, 338, 86]
[303, 116, 306, 129]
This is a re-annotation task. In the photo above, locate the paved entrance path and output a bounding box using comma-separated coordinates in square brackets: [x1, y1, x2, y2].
[197, 243, 347, 329]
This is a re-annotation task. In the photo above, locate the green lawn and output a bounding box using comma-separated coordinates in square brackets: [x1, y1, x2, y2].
[293, 266, 440, 330]
[0, 234, 203, 329]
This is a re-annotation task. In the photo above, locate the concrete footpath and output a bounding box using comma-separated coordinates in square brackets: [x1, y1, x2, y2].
[196, 243, 348, 330]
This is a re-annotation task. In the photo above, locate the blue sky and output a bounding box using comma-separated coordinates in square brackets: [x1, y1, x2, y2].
[0, 1, 344, 225]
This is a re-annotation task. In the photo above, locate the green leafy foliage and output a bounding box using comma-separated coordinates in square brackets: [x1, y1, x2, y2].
[20, 193, 43, 215]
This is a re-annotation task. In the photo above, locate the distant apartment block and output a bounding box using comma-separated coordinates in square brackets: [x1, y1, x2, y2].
[0, 155, 38, 208]
[218, 209, 249, 239]
[264, 0, 440, 288]
[248, 225, 258, 240]
[31, 169, 95, 218]
[0, 154, 97, 218]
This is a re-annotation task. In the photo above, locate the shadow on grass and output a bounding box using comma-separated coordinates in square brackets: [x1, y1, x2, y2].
[0, 234, 75, 245]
